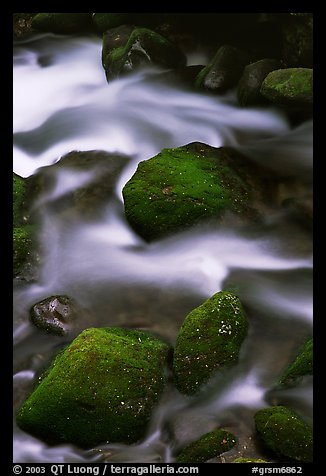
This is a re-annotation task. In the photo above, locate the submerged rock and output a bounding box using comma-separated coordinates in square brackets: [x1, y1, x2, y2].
[102, 26, 186, 81]
[29, 295, 90, 336]
[16, 327, 171, 448]
[176, 428, 237, 463]
[173, 291, 248, 395]
[278, 338, 313, 387]
[122, 142, 275, 242]
[254, 405, 313, 463]
[26, 149, 130, 221]
[260, 68, 313, 107]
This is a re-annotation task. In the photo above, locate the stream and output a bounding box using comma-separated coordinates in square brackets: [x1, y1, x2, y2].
[13, 33, 313, 463]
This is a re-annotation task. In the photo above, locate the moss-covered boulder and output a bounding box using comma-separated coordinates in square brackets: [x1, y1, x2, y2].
[254, 406, 313, 463]
[173, 291, 248, 395]
[195, 45, 251, 93]
[176, 428, 237, 463]
[260, 68, 313, 107]
[237, 58, 282, 107]
[122, 142, 274, 242]
[31, 13, 92, 34]
[16, 327, 171, 448]
[279, 338, 313, 387]
[102, 27, 187, 81]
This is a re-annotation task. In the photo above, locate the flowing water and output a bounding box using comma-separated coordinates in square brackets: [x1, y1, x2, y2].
[13, 33, 313, 463]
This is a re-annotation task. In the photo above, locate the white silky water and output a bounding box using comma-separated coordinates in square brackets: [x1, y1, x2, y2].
[13, 33, 313, 463]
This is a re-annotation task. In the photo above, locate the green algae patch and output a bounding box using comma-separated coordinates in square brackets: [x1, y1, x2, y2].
[260, 68, 313, 106]
[254, 406, 313, 463]
[176, 428, 237, 463]
[123, 142, 265, 242]
[173, 291, 248, 395]
[16, 327, 171, 448]
[279, 338, 313, 387]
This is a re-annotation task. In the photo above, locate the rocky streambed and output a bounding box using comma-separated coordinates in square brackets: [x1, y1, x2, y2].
[13, 13, 313, 464]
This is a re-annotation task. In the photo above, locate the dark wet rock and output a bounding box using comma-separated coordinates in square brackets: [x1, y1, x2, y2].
[260, 68, 313, 108]
[122, 141, 279, 242]
[254, 406, 313, 463]
[195, 45, 251, 93]
[173, 291, 248, 395]
[282, 13, 313, 68]
[278, 338, 313, 387]
[30, 295, 89, 336]
[16, 327, 171, 448]
[237, 59, 282, 107]
[102, 26, 187, 81]
[31, 13, 93, 34]
[175, 428, 237, 463]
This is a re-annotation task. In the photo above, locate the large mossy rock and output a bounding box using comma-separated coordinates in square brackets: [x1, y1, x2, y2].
[31, 13, 92, 34]
[173, 291, 248, 395]
[254, 406, 313, 463]
[278, 338, 313, 387]
[122, 142, 274, 242]
[176, 428, 237, 463]
[16, 327, 171, 448]
[102, 26, 187, 81]
[260, 68, 313, 107]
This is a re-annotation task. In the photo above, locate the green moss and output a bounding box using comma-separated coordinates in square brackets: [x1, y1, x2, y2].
[16, 327, 170, 448]
[254, 406, 313, 463]
[173, 291, 248, 395]
[176, 428, 237, 463]
[261, 68, 313, 106]
[123, 143, 260, 241]
[13, 225, 34, 276]
[279, 338, 313, 386]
